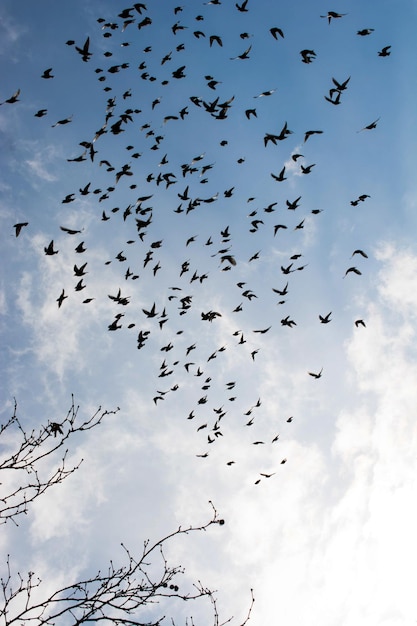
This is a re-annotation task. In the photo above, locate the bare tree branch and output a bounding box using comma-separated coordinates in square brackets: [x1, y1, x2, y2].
[0, 503, 252, 626]
[0, 395, 119, 524]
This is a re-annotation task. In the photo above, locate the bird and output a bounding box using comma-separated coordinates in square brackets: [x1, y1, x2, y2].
[236, 0, 249, 11]
[49, 422, 64, 437]
[319, 312, 332, 323]
[320, 11, 347, 24]
[230, 45, 252, 60]
[324, 91, 341, 105]
[332, 76, 351, 92]
[270, 27, 284, 40]
[60, 226, 82, 234]
[41, 68, 54, 79]
[344, 267, 362, 277]
[271, 167, 286, 182]
[301, 163, 316, 173]
[358, 117, 380, 132]
[245, 108, 257, 119]
[378, 45, 391, 57]
[56, 289, 68, 308]
[75, 37, 92, 62]
[209, 35, 223, 47]
[351, 249, 368, 259]
[44, 240, 58, 255]
[355, 319, 366, 328]
[1, 88, 20, 105]
[13, 222, 28, 237]
[74, 263, 88, 276]
[52, 116, 73, 128]
[281, 316, 296, 327]
[255, 88, 276, 98]
[357, 28, 374, 36]
[304, 129, 323, 142]
[308, 368, 323, 379]
[300, 49, 316, 64]
[74, 241, 87, 254]
[273, 224, 287, 236]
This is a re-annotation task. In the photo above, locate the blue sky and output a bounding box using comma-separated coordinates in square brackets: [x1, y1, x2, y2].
[1, 1, 417, 625]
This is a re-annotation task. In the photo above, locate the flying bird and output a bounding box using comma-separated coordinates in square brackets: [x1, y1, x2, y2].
[343, 266, 362, 277]
[13, 222, 28, 237]
[270, 27, 284, 39]
[41, 68, 54, 79]
[320, 11, 348, 24]
[56, 289, 68, 308]
[319, 312, 332, 324]
[357, 28, 374, 36]
[378, 45, 391, 57]
[75, 37, 92, 62]
[1, 88, 20, 105]
[230, 45, 252, 60]
[308, 368, 323, 379]
[44, 240, 58, 255]
[358, 117, 380, 132]
[236, 0, 249, 11]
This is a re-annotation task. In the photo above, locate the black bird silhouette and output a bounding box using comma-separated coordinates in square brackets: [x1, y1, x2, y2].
[236, 0, 249, 11]
[60, 225, 82, 234]
[324, 91, 341, 105]
[332, 76, 351, 92]
[270, 27, 284, 39]
[271, 166, 286, 182]
[351, 249, 368, 259]
[301, 163, 316, 173]
[355, 319, 366, 327]
[230, 45, 252, 60]
[13, 222, 28, 237]
[41, 68, 54, 79]
[273, 224, 287, 236]
[357, 28, 374, 36]
[272, 282, 288, 296]
[320, 11, 347, 24]
[49, 422, 64, 437]
[52, 115, 73, 128]
[75, 37, 92, 62]
[319, 312, 332, 323]
[309, 368, 323, 379]
[56, 289, 67, 308]
[300, 49, 316, 64]
[74, 263, 88, 276]
[75, 242, 87, 253]
[255, 88, 276, 98]
[378, 45, 391, 57]
[281, 316, 296, 327]
[44, 240, 58, 255]
[1, 89, 20, 105]
[344, 267, 362, 277]
[209, 35, 223, 47]
[358, 117, 380, 132]
[304, 129, 323, 142]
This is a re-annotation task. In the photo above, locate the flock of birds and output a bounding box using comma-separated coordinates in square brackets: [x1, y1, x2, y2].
[5, 1, 391, 483]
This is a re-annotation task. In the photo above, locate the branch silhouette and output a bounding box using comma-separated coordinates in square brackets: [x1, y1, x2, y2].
[0, 395, 119, 525]
[0, 502, 254, 626]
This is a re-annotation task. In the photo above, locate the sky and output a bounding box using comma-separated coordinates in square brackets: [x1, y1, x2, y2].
[1, 0, 417, 625]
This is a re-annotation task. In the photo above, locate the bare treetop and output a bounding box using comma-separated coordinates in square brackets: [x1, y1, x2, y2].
[0, 395, 119, 525]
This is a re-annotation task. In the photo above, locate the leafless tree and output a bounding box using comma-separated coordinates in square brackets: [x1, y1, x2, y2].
[0, 502, 254, 626]
[0, 395, 119, 525]
[0, 400, 254, 626]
